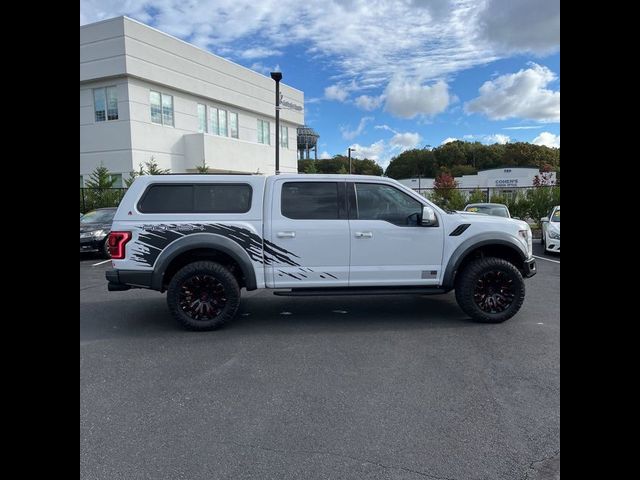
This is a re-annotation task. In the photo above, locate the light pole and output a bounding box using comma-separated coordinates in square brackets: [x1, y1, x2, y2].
[270, 71, 282, 175]
[348, 147, 356, 174]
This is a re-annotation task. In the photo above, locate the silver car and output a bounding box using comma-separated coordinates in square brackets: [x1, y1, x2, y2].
[463, 203, 511, 218]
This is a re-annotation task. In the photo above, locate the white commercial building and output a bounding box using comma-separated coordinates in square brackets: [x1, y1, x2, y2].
[80, 16, 304, 187]
[399, 167, 557, 197]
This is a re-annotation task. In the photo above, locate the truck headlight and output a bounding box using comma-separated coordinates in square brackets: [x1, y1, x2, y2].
[519, 229, 533, 257]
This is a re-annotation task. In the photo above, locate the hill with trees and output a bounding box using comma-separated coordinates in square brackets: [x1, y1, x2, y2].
[384, 141, 560, 180]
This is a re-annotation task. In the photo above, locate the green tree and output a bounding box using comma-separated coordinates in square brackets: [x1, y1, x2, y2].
[124, 163, 145, 187]
[297, 156, 382, 175]
[85, 164, 117, 189]
[123, 157, 170, 187]
[385, 149, 438, 179]
[387, 140, 560, 179]
[303, 161, 318, 173]
[429, 172, 465, 210]
[144, 156, 170, 175]
[84, 164, 120, 211]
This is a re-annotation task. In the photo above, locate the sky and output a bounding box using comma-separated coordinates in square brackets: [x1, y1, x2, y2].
[80, 0, 560, 170]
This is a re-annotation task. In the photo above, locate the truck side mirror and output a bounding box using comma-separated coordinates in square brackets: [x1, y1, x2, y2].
[421, 206, 438, 227]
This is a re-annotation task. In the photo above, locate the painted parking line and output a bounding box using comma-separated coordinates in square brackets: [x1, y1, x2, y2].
[91, 259, 111, 267]
[533, 255, 560, 264]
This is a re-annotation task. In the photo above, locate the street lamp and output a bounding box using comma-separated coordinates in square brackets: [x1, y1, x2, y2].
[270, 71, 282, 175]
[348, 147, 356, 174]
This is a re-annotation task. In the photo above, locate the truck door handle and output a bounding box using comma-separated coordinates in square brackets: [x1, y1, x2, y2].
[354, 232, 373, 238]
[277, 231, 296, 238]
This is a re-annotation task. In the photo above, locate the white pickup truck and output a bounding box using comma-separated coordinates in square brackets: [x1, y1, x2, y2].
[105, 174, 536, 330]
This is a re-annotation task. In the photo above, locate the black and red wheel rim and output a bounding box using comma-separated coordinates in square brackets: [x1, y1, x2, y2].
[473, 270, 516, 314]
[178, 274, 227, 321]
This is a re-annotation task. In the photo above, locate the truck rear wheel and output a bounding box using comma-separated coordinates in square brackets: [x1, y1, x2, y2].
[167, 261, 240, 331]
[454, 257, 525, 323]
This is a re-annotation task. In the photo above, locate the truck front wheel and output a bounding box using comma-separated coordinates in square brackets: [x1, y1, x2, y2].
[167, 261, 240, 331]
[454, 257, 525, 323]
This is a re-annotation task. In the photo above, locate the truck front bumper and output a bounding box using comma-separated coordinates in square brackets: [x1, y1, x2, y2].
[522, 257, 537, 278]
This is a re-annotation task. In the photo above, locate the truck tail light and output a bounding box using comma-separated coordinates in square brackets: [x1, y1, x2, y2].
[107, 231, 132, 259]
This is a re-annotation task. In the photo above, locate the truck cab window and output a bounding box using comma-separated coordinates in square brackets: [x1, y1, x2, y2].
[355, 183, 422, 226]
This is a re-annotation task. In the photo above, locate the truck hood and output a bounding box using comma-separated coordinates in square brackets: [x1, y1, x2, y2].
[454, 211, 528, 230]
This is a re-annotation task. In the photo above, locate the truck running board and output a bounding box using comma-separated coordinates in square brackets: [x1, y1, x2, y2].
[273, 286, 448, 297]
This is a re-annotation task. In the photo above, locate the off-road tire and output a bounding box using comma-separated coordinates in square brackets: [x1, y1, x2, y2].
[454, 257, 525, 323]
[167, 261, 240, 331]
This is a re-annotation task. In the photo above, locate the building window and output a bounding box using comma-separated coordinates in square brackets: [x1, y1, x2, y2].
[109, 173, 123, 188]
[197, 104, 207, 133]
[209, 107, 218, 134]
[218, 108, 227, 136]
[162, 93, 174, 126]
[258, 119, 270, 145]
[150, 91, 162, 124]
[93, 86, 118, 122]
[150, 90, 174, 126]
[229, 112, 239, 138]
[280, 125, 288, 148]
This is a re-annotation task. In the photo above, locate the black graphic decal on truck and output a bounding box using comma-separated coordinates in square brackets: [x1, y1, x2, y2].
[130, 223, 301, 268]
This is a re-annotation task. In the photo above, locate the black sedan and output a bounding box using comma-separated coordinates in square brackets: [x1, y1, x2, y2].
[80, 207, 116, 258]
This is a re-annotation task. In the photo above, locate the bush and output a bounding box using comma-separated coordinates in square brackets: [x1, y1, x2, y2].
[505, 192, 531, 220]
[428, 188, 466, 211]
[526, 186, 559, 222]
[467, 188, 488, 204]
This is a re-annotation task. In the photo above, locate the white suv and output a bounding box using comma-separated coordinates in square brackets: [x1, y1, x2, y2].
[541, 206, 560, 253]
[105, 174, 536, 330]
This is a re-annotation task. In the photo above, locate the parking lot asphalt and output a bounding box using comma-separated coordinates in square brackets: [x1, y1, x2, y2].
[81, 250, 559, 480]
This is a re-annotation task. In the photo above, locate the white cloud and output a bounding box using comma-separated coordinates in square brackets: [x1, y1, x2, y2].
[384, 77, 450, 119]
[458, 134, 510, 144]
[249, 62, 281, 75]
[375, 124, 396, 133]
[349, 140, 386, 162]
[340, 116, 373, 140]
[484, 134, 510, 144]
[79, 0, 509, 89]
[355, 95, 384, 111]
[503, 125, 544, 130]
[532, 132, 560, 148]
[349, 133, 421, 171]
[319, 151, 332, 159]
[324, 84, 349, 102]
[464, 63, 560, 122]
[477, 0, 560, 55]
[390, 132, 422, 149]
[441, 137, 458, 145]
[238, 47, 282, 59]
